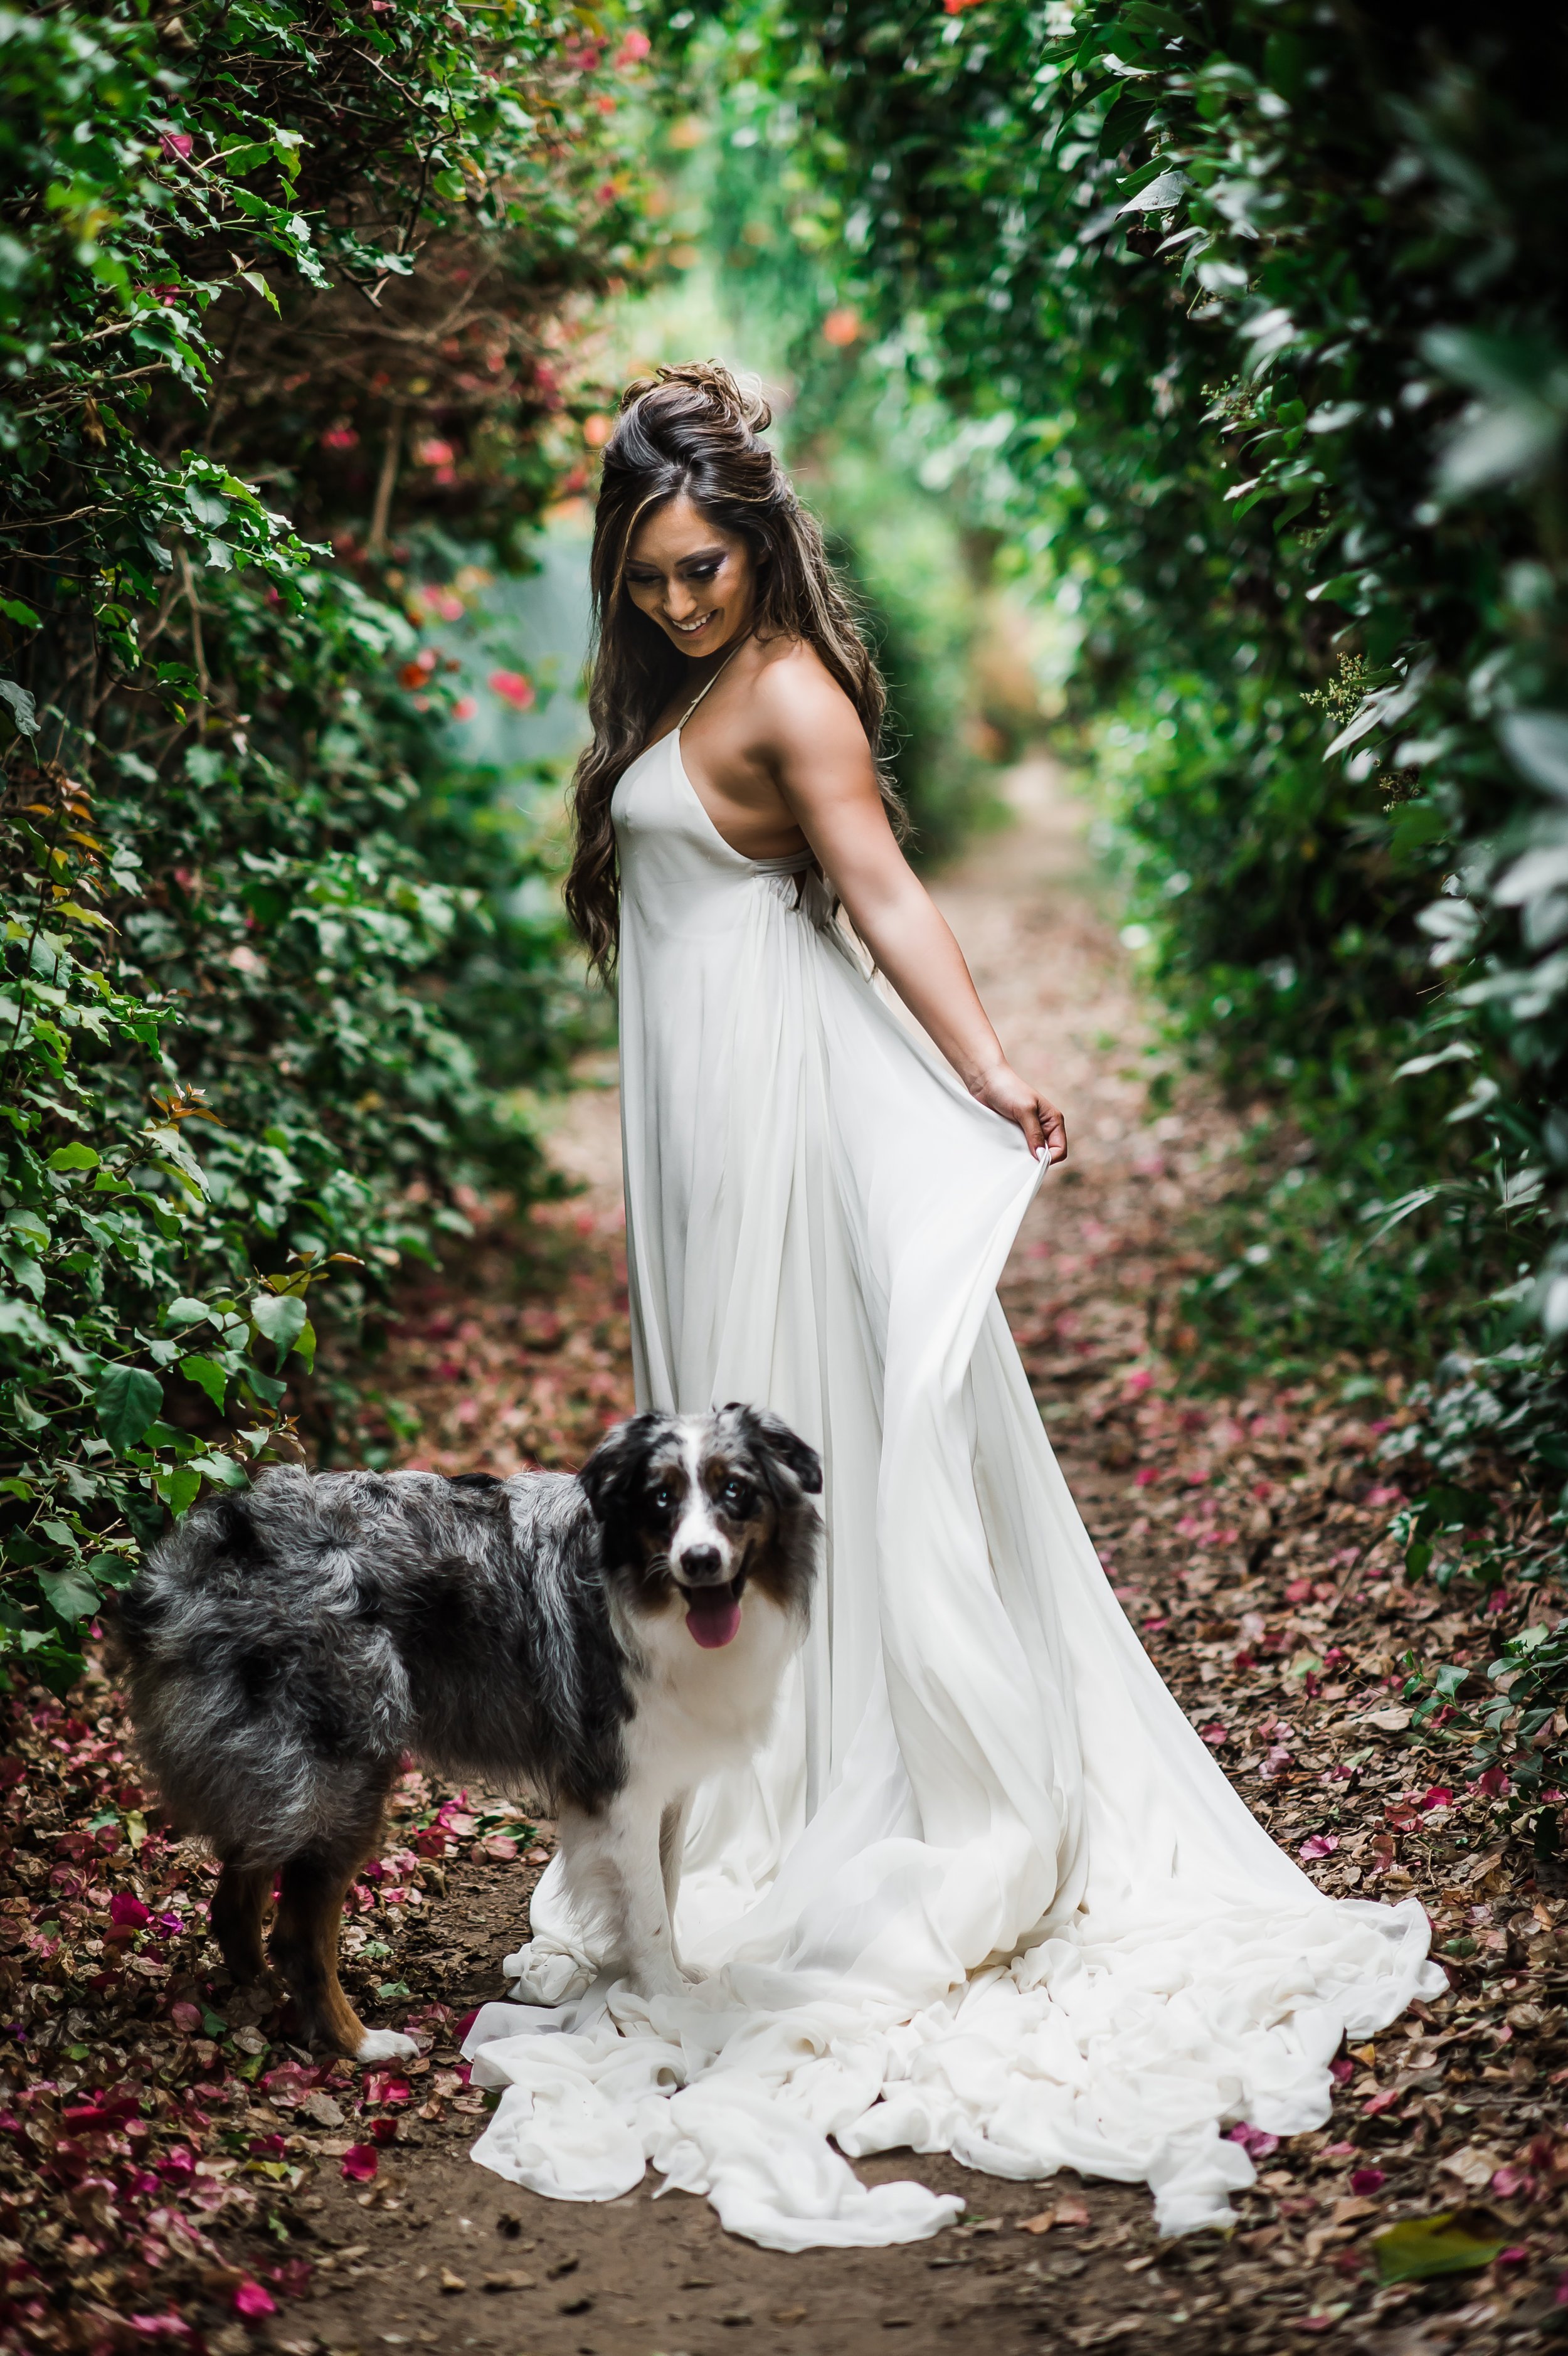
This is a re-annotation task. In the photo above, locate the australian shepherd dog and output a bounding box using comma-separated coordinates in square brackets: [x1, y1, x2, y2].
[113, 1405, 820, 2062]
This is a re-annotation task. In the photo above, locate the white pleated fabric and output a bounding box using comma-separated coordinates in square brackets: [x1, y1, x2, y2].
[466, 718, 1443, 2249]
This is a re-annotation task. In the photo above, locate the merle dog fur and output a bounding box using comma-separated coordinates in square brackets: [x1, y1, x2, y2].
[112, 1404, 821, 2056]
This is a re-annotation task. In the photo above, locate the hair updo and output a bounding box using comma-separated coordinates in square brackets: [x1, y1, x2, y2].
[563, 361, 896, 981]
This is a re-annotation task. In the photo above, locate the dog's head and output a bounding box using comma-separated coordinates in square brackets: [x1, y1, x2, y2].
[578, 1405, 821, 1650]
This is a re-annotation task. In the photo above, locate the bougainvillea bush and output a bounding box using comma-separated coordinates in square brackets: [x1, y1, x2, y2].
[0, 0, 665, 1689]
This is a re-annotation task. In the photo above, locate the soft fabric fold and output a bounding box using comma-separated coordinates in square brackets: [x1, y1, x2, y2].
[466, 726, 1443, 2246]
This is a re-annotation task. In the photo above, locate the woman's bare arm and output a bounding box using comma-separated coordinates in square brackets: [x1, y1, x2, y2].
[760, 658, 1067, 1163]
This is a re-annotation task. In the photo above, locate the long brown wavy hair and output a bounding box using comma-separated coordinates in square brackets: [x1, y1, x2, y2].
[563, 361, 901, 982]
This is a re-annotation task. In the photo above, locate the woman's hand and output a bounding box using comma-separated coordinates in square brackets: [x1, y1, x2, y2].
[968, 1063, 1068, 1164]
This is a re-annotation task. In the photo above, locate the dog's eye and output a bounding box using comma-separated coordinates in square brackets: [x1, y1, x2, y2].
[650, 1484, 675, 1512]
[721, 1478, 752, 1512]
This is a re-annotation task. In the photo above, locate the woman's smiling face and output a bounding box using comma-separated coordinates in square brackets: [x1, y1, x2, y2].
[622, 493, 758, 659]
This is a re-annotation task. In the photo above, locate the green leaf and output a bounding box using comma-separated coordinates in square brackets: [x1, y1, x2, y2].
[85, 1551, 136, 1591]
[1372, 2214, 1507, 2285]
[238, 268, 280, 314]
[95, 1364, 164, 1454]
[190, 1452, 248, 1490]
[0, 679, 38, 740]
[1500, 711, 1568, 802]
[164, 1295, 218, 1327]
[0, 597, 40, 629]
[156, 1464, 203, 1519]
[251, 1291, 308, 1359]
[38, 1563, 100, 1625]
[179, 1354, 229, 1411]
[46, 1143, 100, 1172]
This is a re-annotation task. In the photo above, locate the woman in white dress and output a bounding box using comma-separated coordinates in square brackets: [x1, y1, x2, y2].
[465, 364, 1441, 2251]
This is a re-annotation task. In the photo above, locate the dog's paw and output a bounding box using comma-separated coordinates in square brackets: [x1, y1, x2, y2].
[354, 2028, 420, 2064]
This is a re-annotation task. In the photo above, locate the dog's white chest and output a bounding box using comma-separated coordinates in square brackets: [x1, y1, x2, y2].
[627, 1594, 798, 1794]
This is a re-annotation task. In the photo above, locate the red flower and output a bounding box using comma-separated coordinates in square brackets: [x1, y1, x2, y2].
[488, 669, 536, 712]
[340, 2145, 378, 2182]
[1349, 2165, 1385, 2195]
[109, 1891, 151, 1930]
[321, 425, 360, 452]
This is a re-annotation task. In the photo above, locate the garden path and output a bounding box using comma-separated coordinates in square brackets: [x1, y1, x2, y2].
[286, 757, 1560, 2355]
[13, 764, 1557, 2356]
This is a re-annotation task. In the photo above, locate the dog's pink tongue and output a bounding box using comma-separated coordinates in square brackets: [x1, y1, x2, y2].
[686, 1591, 742, 1648]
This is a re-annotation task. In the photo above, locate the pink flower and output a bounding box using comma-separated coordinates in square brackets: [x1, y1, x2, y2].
[822, 307, 862, 348]
[321, 425, 359, 452]
[452, 695, 476, 722]
[160, 132, 193, 163]
[110, 1892, 151, 1929]
[1421, 1786, 1453, 1811]
[482, 1834, 519, 1861]
[1474, 1766, 1512, 1798]
[340, 2145, 378, 2182]
[169, 2001, 203, 2033]
[1227, 2123, 1279, 2160]
[1200, 1724, 1228, 1748]
[615, 28, 651, 61]
[1349, 2165, 1385, 2195]
[1329, 2056, 1354, 2086]
[1134, 1467, 1160, 1487]
[364, 2074, 412, 2107]
[415, 438, 455, 469]
[1299, 1833, 1338, 1860]
[232, 2279, 277, 2320]
[488, 669, 536, 712]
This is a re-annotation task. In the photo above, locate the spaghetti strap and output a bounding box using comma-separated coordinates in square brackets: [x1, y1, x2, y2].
[676, 639, 746, 731]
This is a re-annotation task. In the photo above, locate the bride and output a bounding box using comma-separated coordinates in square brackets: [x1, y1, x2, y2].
[464, 363, 1441, 2250]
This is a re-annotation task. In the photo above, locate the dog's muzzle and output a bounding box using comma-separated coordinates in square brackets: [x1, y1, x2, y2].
[674, 1551, 748, 1650]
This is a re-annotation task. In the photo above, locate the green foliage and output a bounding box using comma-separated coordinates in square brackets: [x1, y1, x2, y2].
[1, 0, 660, 1687]
[676, 0, 1568, 1469]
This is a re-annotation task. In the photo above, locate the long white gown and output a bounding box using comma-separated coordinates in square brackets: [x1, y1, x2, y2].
[464, 684, 1443, 2250]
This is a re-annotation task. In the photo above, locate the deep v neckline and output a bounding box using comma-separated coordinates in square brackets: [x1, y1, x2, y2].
[640, 642, 810, 871]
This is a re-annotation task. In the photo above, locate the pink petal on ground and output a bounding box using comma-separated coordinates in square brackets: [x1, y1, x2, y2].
[339, 2145, 378, 2183]
[233, 2280, 277, 2319]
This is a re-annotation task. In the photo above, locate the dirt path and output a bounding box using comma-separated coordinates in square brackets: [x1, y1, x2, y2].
[262, 763, 1554, 2346]
[12, 763, 1554, 2346]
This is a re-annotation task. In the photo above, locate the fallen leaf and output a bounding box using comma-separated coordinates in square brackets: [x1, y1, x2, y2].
[1439, 2145, 1502, 2191]
[1372, 2212, 1507, 2284]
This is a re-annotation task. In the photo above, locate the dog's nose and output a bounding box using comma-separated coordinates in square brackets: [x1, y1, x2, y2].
[677, 1545, 724, 1586]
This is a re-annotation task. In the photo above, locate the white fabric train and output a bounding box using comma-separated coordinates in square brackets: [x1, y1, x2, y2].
[464, 714, 1443, 2251]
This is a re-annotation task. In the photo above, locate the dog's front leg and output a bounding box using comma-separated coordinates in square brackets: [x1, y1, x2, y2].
[559, 1793, 685, 2002]
[659, 1791, 694, 1977]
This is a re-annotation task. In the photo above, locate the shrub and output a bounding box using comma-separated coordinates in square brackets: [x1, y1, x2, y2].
[0, 0, 661, 1687]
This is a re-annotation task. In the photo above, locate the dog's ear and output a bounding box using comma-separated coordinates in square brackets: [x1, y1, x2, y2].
[719, 1403, 824, 1497]
[578, 1413, 663, 1523]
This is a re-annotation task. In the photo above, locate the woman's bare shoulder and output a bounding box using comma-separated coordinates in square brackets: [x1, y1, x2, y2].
[746, 637, 869, 759]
